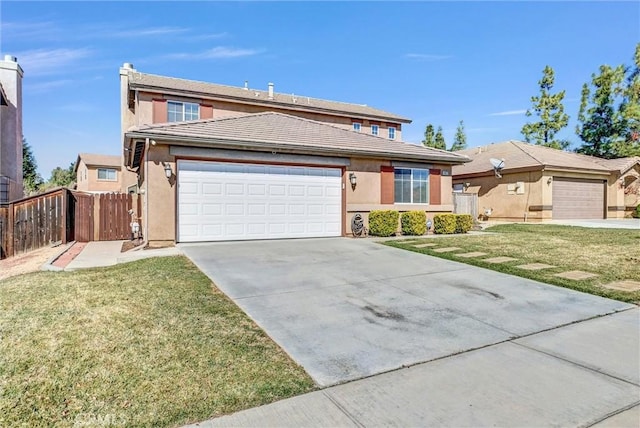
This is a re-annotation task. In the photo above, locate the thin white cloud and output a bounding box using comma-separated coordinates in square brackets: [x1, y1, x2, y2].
[16, 48, 93, 76]
[111, 26, 189, 38]
[27, 79, 74, 93]
[488, 109, 527, 116]
[185, 32, 229, 41]
[405, 53, 452, 61]
[1, 21, 62, 41]
[166, 46, 262, 60]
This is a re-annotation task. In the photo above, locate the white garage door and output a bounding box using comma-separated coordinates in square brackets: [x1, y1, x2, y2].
[552, 177, 605, 219]
[177, 160, 342, 242]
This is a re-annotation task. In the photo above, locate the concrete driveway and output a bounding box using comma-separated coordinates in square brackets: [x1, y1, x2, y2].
[181, 238, 634, 387]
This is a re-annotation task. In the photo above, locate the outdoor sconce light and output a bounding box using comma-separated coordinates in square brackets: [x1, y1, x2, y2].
[163, 162, 173, 179]
[547, 177, 553, 185]
[349, 172, 357, 189]
[464, 182, 471, 190]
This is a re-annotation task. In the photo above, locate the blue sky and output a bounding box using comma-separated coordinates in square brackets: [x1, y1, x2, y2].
[1, 1, 639, 177]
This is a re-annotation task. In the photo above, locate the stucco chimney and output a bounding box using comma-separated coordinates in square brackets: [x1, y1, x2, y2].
[0, 54, 24, 200]
[268, 82, 274, 99]
[244, 80, 249, 90]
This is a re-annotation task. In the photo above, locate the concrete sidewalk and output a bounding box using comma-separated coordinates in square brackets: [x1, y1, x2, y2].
[46, 241, 182, 271]
[187, 308, 640, 428]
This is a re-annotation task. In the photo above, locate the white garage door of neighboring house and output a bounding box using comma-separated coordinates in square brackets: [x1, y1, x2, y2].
[552, 177, 605, 219]
[177, 160, 342, 242]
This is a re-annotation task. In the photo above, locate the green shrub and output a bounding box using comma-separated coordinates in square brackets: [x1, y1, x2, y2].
[455, 214, 473, 233]
[401, 211, 427, 235]
[433, 214, 456, 234]
[634, 205, 640, 219]
[368, 210, 400, 237]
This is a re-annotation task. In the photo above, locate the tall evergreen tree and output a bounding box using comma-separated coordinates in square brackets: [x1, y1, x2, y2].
[422, 124, 435, 147]
[434, 126, 446, 150]
[450, 120, 467, 151]
[617, 43, 640, 156]
[576, 64, 626, 159]
[521, 66, 570, 149]
[22, 138, 43, 195]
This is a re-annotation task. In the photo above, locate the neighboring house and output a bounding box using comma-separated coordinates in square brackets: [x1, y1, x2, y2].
[74, 153, 122, 193]
[0, 55, 23, 203]
[594, 156, 640, 217]
[452, 140, 636, 221]
[119, 63, 469, 245]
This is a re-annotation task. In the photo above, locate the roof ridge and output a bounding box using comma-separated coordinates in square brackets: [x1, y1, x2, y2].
[511, 141, 545, 166]
[132, 71, 382, 112]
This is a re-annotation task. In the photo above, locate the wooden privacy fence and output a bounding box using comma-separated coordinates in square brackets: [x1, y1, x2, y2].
[0, 188, 73, 259]
[453, 192, 479, 219]
[0, 190, 141, 259]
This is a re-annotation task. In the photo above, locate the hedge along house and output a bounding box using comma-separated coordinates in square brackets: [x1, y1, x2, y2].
[452, 141, 632, 221]
[123, 112, 469, 244]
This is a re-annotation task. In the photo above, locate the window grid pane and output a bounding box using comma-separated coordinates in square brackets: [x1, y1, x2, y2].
[388, 127, 396, 139]
[184, 103, 199, 121]
[394, 168, 429, 204]
[371, 125, 378, 136]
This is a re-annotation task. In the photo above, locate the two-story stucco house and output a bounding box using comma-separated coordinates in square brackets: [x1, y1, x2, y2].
[74, 153, 122, 193]
[119, 63, 469, 245]
[0, 55, 23, 203]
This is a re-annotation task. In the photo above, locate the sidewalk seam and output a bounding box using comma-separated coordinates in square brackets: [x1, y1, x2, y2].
[581, 401, 640, 428]
[322, 390, 365, 428]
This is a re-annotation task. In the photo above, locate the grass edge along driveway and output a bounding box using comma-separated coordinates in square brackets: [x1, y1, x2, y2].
[385, 224, 640, 304]
[0, 256, 315, 428]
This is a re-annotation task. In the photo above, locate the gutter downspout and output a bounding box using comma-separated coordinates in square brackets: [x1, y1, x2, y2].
[143, 137, 150, 247]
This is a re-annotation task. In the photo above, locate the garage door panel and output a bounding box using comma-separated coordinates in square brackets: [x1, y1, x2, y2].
[178, 160, 342, 242]
[552, 178, 604, 220]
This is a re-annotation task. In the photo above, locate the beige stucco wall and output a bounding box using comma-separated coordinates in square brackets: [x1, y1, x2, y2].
[75, 160, 122, 193]
[0, 56, 23, 201]
[454, 169, 623, 221]
[143, 144, 176, 245]
[345, 158, 455, 235]
[133, 91, 403, 140]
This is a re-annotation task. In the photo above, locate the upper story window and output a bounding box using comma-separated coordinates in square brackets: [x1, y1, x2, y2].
[388, 126, 396, 140]
[371, 124, 379, 136]
[97, 168, 117, 181]
[168, 101, 199, 122]
[394, 168, 429, 204]
[352, 122, 361, 132]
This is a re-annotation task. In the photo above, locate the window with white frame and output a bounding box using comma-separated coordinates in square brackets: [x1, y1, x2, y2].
[168, 101, 200, 122]
[394, 168, 429, 204]
[352, 122, 361, 132]
[97, 168, 117, 181]
[371, 124, 379, 136]
[388, 126, 396, 140]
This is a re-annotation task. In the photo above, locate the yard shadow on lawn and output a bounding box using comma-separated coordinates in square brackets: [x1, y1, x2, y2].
[0, 256, 314, 427]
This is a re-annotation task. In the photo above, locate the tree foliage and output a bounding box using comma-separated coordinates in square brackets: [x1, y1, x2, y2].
[521, 65, 570, 149]
[450, 120, 467, 151]
[576, 43, 640, 158]
[42, 162, 76, 190]
[22, 138, 43, 195]
[434, 126, 446, 150]
[422, 124, 435, 147]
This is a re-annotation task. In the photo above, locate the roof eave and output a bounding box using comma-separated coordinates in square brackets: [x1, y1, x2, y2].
[129, 84, 412, 124]
[124, 131, 467, 165]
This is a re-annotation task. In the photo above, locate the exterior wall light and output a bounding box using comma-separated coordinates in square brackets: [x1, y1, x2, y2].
[547, 177, 553, 185]
[349, 172, 357, 189]
[164, 162, 173, 179]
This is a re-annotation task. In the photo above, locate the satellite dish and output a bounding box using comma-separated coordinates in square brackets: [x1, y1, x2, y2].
[489, 158, 505, 178]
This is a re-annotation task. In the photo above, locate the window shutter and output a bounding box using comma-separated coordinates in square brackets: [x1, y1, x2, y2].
[381, 166, 394, 204]
[152, 99, 167, 123]
[200, 104, 213, 119]
[429, 169, 441, 205]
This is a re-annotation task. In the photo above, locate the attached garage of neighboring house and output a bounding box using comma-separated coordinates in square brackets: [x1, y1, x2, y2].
[551, 177, 605, 220]
[177, 160, 342, 242]
[124, 112, 469, 245]
[452, 141, 626, 222]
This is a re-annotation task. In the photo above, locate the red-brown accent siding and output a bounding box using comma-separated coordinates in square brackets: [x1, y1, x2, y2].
[381, 166, 395, 204]
[200, 104, 213, 119]
[152, 99, 167, 124]
[430, 169, 441, 205]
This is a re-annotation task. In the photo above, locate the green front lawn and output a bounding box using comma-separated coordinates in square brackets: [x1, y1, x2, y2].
[0, 257, 314, 427]
[386, 224, 640, 303]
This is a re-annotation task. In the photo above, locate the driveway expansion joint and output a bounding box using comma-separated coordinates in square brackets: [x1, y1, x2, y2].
[322, 391, 365, 428]
[582, 401, 640, 428]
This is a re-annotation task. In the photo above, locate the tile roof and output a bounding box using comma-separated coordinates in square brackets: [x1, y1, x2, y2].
[452, 140, 612, 176]
[127, 71, 411, 124]
[125, 112, 468, 165]
[593, 156, 640, 174]
[77, 153, 121, 168]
